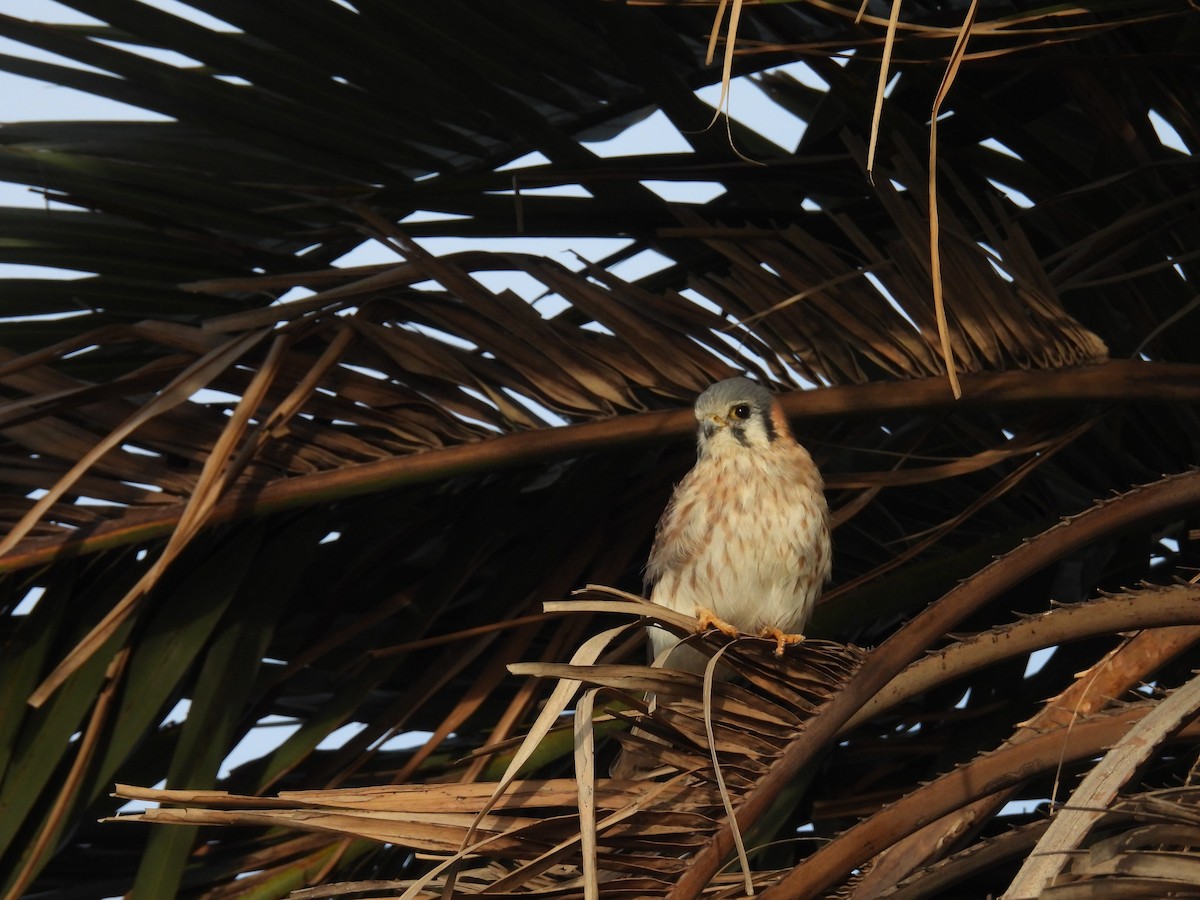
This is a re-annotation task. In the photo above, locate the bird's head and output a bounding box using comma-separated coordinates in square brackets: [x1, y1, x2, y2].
[693, 377, 789, 458]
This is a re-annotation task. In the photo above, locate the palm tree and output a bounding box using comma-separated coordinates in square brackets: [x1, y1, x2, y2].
[1, 1, 1199, 897]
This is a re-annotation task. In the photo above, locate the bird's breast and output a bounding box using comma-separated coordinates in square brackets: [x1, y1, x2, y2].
[647, 447, 830, 633]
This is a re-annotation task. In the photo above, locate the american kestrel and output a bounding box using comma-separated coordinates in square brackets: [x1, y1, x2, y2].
[645, 377, 831, 674]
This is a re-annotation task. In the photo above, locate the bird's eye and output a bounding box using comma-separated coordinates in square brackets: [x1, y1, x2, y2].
[732, 404, 751, 420]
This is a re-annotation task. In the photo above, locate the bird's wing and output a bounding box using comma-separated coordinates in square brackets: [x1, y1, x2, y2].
[644, 470, 707, 595]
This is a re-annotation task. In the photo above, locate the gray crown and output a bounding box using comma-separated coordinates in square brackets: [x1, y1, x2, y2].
[694, 377, 773, 415]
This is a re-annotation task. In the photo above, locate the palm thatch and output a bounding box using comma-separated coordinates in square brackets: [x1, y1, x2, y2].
[110, 583, 1200, 898]
[1, 0, 1199, 897]
[112, 596, 866, 897]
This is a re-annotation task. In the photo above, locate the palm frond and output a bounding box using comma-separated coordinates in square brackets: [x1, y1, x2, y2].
[2, 0, 1199, 895]
[113, 595, 864, 897]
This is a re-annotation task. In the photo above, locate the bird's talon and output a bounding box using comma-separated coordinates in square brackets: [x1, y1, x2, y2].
[761, 627, 805, 656]
[694, 606, 740, 637]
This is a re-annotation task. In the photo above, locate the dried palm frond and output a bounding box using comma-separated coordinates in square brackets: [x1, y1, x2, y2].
[3, 1, 1200, 895]
[1041, 788, 1200, 899]
[107, 567, 1200, 899]
[112, 593, 865, 897]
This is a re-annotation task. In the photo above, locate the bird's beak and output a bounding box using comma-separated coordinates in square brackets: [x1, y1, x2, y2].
[700, 413, 726, 439]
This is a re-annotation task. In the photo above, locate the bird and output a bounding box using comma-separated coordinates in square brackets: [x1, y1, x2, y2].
[644, 376, 831, 675]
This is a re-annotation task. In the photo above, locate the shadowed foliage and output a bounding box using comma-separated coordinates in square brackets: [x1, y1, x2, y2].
[0, 0, 1199, 897]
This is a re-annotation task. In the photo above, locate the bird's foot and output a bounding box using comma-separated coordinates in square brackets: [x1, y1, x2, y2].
[694, 606, 740, 638]
[760, 627, 805, 657]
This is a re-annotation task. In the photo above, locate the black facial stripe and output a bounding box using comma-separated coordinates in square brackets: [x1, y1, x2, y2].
[760, 409, 777, 443]
[732, 425, 750, 447]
